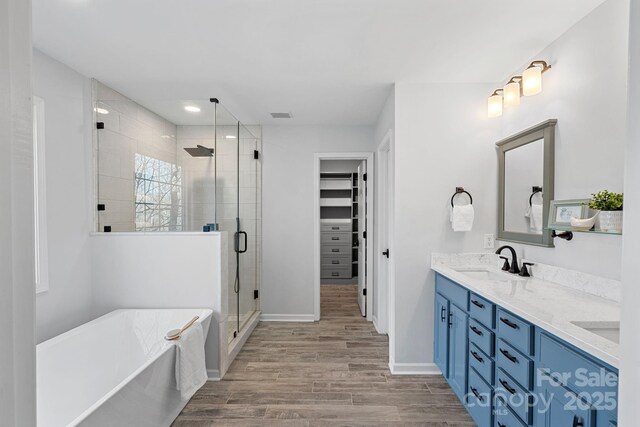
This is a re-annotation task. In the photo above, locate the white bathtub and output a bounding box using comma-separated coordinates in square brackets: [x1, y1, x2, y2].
[37, 309, 213, 427]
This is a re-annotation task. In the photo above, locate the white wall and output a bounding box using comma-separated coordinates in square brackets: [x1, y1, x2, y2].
[495, 0, 629, 280]
[393, 83, 498, 368]
[261, 125, 374, 317]
[90, 232, 228, 377]
[0, 0, 36, 423]
[33, 49, 95, 343]
[619, 0, 640, 423]
[374, 88, 395, 146]
[388, 0, 628, 372]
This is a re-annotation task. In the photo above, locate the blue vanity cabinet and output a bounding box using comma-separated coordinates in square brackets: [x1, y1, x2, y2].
[434, 274, 469, 403]
[448, 303, 469, 400]
[432, 273, 619, 427]
[434, 293, 450, 377]
[535, 331, 618, 427]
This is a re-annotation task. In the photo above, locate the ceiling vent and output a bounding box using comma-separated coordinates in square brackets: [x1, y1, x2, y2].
[270, 112, 292, 119]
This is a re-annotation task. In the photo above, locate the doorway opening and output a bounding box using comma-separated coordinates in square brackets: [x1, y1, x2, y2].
[314, 153, 374, 323]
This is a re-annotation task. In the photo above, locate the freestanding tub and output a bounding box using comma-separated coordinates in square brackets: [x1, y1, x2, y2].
[37, 309, 213, 427]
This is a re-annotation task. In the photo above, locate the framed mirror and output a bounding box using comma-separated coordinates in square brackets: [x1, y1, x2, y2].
[497, 119, 556, 247]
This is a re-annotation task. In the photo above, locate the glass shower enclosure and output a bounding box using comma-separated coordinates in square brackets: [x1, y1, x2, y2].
[94, 81, 261, 344]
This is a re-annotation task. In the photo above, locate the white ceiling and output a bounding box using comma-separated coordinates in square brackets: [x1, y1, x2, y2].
[33, 0, 606, 125]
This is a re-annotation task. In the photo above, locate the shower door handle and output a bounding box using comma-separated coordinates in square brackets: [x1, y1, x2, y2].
[235, 231, 248, 254]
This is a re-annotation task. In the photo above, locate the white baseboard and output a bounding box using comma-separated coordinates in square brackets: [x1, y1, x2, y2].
[388, 362, 441, 375]
[207, 369, 221, 381]
[372, 315, 387, 335]
[260, 314, 315, 322]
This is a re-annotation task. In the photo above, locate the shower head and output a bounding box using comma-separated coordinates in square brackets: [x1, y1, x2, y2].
[184, 145, 214, 157]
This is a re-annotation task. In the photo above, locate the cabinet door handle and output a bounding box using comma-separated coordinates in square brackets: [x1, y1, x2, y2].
[448, 312, 453, 328]
[331, 237, 340, 240]
[470, 387, 484, 402]
[471, 351, 484, 363]
[332, 260, 339, 264]
[499, 379, 517, 395]
[471, 299, 485, 309]
[470, 326, 484, 336]
[331, 249, 339, 252]
[440, 306, 446, 322]
[573, 416, 584, 427]
[500, 317, 520, 329]
[499, 348, 518, 364]
[331, 272, 339, 277]
[332, 226, 339, 230]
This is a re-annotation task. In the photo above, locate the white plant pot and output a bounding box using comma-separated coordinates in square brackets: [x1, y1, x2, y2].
[595, 210, 623, 233]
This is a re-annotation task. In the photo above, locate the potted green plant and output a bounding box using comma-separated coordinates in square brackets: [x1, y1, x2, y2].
[589, 190, 623, 232]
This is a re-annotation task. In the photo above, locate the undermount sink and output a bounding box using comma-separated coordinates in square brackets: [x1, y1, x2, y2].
[452, 267, 522, 282]
[571, 321, 620, 344]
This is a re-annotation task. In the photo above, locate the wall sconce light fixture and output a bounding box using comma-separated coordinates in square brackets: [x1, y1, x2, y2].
[522, 60, 551, 96]
[487, 89, 504, 118]
[503, 76, 522, 108]
[487, 60, 551, 118]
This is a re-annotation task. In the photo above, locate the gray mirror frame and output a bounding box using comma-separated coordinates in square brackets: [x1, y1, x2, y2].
[496, 119, 557, 248]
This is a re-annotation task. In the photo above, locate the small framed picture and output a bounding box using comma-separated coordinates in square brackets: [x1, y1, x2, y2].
[548, 199, 590, 228]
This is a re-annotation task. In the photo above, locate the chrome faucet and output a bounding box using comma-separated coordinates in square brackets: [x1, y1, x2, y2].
[495, 245, 520, 275]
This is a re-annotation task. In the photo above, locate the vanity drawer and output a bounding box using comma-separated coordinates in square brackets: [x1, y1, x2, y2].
[469, 292, 495, 329]
[321, 255, 351, 266]
[496, 339, 533, 390]
[469, 318, 494, 356]
[495, 397, 527, 427]
[495, 368, 532, 425]
[321, 232, 351, 244]
[467, 368, 493, 427]
[497, 309, 533, 355]
[469, 342, 494, 385]
[322, 245, 350, 255]
[436, 274, 469, 311]
[321, 267, 351, 279]
[321, 223, 351, 232]
[538, 332, 618, 398]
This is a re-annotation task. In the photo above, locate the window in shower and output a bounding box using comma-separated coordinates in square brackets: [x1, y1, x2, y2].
[134, 153, 184, 232]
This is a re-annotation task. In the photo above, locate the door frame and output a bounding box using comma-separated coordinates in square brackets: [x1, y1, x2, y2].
[375, 130, 393, 336]
[313, 152, 374, 322]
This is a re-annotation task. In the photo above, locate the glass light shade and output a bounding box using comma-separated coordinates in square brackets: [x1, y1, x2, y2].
[522, 66, 542, 96]
[487, 94, 503, 118]
[503, 81, 521, 108]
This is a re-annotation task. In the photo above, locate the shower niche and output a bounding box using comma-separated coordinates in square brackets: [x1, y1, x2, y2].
[93, 80, 262, 345]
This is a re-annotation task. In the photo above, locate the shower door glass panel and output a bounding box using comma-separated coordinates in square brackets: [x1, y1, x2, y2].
[238, 124, 259, 332]
[214, 106, 241, 343]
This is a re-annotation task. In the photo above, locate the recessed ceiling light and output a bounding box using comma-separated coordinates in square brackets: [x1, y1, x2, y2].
[225, 135, 237, 139]
[94, 107, 109, 115]
[184, 105, 201, 113]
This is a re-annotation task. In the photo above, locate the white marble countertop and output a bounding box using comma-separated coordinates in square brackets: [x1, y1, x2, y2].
[431, 254, 621, 369]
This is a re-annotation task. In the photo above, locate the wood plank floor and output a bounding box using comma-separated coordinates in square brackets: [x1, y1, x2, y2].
[172, 285, 474, 426]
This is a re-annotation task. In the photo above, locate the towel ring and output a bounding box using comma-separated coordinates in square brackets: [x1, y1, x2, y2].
[451, 187, 473, 207]
[529, 186, 543, 206]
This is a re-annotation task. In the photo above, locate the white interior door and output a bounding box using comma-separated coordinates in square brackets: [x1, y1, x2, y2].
[357, 161, 367, 316]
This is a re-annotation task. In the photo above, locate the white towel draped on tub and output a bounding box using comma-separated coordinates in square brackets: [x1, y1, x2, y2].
[175, 322, 207, 401]
[450, 204, 475, 232]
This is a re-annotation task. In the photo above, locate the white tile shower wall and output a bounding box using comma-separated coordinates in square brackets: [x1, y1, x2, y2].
[95, 81, 179, 232]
